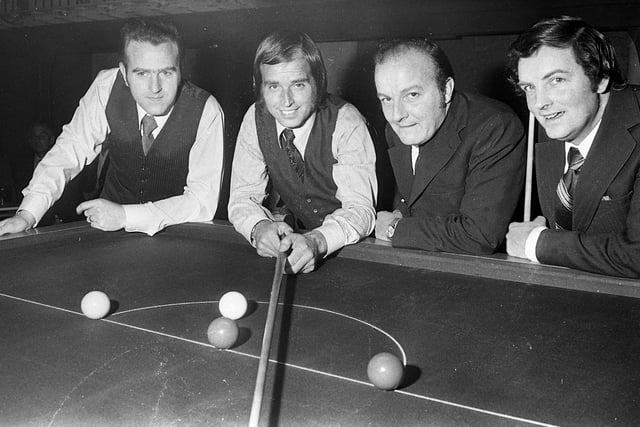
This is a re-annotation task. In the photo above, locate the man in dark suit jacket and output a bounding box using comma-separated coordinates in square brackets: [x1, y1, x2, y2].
[374, 38, 526, 254]
[505, 16, 640, 278]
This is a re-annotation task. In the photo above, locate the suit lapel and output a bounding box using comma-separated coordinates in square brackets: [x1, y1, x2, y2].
[408, 130, 460, 205]
[405, 92, 466, 206]
[385, 118, 462, 205]
[573, 88, 640, 230]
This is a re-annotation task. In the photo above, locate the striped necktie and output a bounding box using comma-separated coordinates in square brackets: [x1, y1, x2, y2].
[141, 114, 157, 155]
[279, 128, 304, 182]
[555, 147, 584, 230]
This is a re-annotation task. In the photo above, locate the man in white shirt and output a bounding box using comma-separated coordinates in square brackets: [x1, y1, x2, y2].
[228, 31, 377, 274]
[0, 19, 224, 237]
[506, 16, 640, 278]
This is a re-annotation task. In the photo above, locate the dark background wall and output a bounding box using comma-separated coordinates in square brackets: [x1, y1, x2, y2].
[0, 0, 638, 218]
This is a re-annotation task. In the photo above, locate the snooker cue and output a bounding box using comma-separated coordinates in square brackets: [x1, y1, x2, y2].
[524, 111, 535, 222]
[249, 252, 287, 427]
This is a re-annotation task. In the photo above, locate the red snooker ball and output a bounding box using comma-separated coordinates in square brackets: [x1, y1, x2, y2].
[367, 352, 404, 390]
[207, 317, 239, 349]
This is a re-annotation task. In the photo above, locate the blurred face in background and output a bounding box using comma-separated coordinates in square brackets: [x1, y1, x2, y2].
[28, 124, 55, 158]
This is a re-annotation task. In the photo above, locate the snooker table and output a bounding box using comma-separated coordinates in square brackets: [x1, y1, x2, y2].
[0, 221, 639, 426]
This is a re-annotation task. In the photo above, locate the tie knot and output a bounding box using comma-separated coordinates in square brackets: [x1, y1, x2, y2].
[142, 114, 157, 137]
[567, 147, 584, 171]
[280, 128, 295, 148]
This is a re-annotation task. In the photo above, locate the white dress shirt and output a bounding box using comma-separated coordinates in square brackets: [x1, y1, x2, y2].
[20, 68, 224, 236]
[228, 102, 377, 256]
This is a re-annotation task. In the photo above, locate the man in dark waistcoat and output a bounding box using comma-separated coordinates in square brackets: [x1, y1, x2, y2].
[506, 16, 640, 278]
[374, 38, 526, 255]
[0, 19, 224, 237]
[228, 31, 377, 274]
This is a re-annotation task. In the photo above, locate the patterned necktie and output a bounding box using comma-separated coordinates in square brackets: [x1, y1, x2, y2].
[141, 114, 157, 155]
[279, 128, 304, 181]
[555, 147, 584, 230]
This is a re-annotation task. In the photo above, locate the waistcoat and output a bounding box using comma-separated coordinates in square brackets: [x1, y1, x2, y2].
[102, 72, 208, 204]
[255, 95, 345, 229]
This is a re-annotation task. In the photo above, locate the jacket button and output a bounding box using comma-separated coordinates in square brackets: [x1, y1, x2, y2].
[306, 198, 311, 203]
[313, 209, 318, 214]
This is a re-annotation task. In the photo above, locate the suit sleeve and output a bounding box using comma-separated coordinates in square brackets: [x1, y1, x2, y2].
[536, 169, 640, 278]
[393, 112, 526, 254]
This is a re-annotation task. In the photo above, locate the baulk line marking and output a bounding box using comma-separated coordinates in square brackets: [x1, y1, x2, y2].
[104, 318, 558, 427]
[115, 300, 407, 365]
[0, 293, 558, 427]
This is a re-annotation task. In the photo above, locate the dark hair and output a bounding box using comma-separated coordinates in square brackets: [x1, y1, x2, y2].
[119, 19, 183, 68]
[253, 31, 327, 105]
[506, 16, 625, 93]
[374, 38, 455, 97]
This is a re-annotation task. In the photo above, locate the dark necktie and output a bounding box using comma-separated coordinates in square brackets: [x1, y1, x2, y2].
[141, 114, 157, 155]
[279, 128, 304, 181]
[96, 150, 110, 191]
[555, 147, 584, 230]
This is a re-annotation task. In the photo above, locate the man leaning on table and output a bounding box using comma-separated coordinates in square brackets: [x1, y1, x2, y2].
[506, 16, 640, 278]
[373, 38, 526, 254]
[0, 18, 224, 237]
[227, 31, 377, 274]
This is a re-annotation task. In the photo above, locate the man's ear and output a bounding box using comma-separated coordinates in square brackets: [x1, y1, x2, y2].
[444, 77, 455, 104]
[596, 76, 610, 94]
[118, 62, 128, 86]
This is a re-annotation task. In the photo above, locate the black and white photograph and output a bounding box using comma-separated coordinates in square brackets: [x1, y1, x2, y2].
[0, 1, 639, 425]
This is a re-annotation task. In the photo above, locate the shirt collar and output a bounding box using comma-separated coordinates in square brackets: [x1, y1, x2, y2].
[411, 145, 420, 174]
[565, 118, 602, 159]
[137, 104, 173, 134]
[275, 112, 316, 144]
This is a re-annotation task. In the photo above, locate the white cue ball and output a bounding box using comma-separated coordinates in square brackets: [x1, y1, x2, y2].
[218, 291, 248, 320]
[81, 291, 111, 319]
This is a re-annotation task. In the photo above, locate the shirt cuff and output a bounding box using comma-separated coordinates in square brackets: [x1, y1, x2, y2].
[123, 203, 158, 236]
[315, 220, 347, 257]
[18, 194, 50, 226]
[250, 218, 273, 247]
[239, 211, 274, 242]
[524, 225, 547, 263]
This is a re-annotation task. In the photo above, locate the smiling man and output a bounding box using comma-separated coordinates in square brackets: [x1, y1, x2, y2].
[0, 19, 224, 237]
[228, 31, 377, 274]
[505, 16, 640, 278]
[373, 38, 526, 254]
